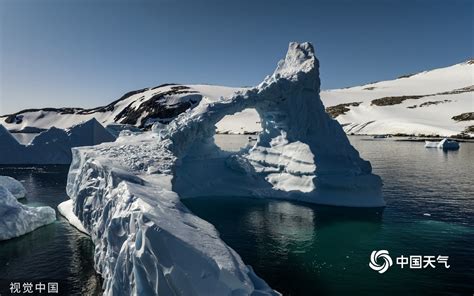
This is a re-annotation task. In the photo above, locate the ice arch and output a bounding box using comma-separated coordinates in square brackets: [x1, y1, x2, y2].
[166, 42, 383, 207]
[66, 42, 384, 296]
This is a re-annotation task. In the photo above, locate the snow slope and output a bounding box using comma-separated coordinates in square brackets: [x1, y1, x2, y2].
[322, 60, 473, 136]
[64, 42, 381, 295]
[1, 84, 247, 132]
[0, 180, 56, 241]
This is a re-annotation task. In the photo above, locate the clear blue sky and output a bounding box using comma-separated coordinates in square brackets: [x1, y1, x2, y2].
[0, 0, 472, 114]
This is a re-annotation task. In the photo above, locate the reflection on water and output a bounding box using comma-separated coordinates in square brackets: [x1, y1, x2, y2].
[10, 133, 39, 145]
[183, 137, 474, 296]
[0, 166, 102, 296]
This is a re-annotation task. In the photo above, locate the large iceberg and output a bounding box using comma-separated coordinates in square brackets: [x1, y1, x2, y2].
[65, 42, 383, 296]
[0, 180, 56, 241]
[0, 118, 116, 164]
[169, 42, 384, 207]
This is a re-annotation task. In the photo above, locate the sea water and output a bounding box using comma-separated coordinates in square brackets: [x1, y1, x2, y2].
[0, 137, 472, 295]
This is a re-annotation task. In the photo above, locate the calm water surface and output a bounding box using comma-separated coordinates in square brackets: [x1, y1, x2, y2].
[0, 136, 473, 296]
[185, 136, 474, 296]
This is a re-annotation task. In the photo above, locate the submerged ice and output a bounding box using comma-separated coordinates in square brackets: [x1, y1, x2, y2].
[65, 42, 383, 296]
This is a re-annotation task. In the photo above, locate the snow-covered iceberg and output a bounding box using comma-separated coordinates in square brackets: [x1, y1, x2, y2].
[0, 182, 56, 241]
[0, 118, 116, 164]
[169, 42, 384, 207]
[0, 175, 26, 199]
[65, 42, 382, 296]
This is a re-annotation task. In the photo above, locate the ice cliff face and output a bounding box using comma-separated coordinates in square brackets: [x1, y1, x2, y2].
[66, 42, 383, 296]
[66, 138, 279, 295]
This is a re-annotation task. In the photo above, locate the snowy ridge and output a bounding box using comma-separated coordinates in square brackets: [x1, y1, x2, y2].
[1, 84, 249, 132]
[322, 59, 474, 136]
[1, 59, 471, 137]
[65, 42, 381, 295]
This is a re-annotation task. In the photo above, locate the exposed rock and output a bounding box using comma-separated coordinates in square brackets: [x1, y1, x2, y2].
[407, 100, 452, 109]
[326, 102, 361, 118]
[113, 85, 202, 127]
[452, 112, 474, 121]
[371, 95, 424, 106]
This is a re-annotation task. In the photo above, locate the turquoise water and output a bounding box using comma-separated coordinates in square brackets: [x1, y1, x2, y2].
[183, 137, 474, 296]
[0, 138, 473, 295]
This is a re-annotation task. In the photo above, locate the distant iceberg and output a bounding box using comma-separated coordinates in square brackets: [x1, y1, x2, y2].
[0, 118, 116, 164]
[64, 42, 383, 296]
[425, 138, 460, 150]
[0, 178, 56, 241]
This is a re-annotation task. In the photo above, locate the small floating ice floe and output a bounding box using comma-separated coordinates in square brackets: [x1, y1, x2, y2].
[423, 213, 431, 217]
[0, 179, 56, 241]
[424, 138, 460, 150]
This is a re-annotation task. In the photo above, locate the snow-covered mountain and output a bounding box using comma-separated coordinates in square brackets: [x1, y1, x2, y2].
[1, 84, 245, 131]
[322, 60, 473, 137]
[1, 60, 472, 137]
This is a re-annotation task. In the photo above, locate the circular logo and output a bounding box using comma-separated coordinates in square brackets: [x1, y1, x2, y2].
[369, 250, 393, 274]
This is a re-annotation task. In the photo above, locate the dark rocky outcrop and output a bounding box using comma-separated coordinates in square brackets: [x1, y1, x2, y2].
[113, 85, 202, 128]
[452, 112, 474, 121]
[325, 102, 361, 118]
[371, 95, 424, 106]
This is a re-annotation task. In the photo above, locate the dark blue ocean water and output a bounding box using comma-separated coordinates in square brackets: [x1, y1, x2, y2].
[0, 165, 102, 296]
[184, 137, 474, 296]
[0, 137, 473, 296]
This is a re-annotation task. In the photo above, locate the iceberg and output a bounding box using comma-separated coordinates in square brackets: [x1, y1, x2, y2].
[0, 118, 116, 164]
[65, 42, 383, 296]
[105, 123, 142, 138]
[0, 175, 26, 199]
[424, 138, 460, 150]
[0, 184, 56, 241]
